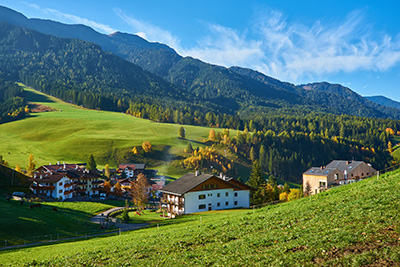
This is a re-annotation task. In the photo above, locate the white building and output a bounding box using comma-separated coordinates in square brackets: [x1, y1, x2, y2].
[159, 172, 252, 216]
[30, 172, 75, 200]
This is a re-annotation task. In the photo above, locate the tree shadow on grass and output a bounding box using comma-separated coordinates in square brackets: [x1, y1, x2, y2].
[24, 90, 54, 103]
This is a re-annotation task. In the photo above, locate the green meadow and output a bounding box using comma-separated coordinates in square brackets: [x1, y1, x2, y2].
[0, 85, 212, 178]
[1, 169, 400, 266]
[0, 199, 116, 246]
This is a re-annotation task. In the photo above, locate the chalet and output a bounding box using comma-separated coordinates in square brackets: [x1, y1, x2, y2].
[31, 163, 103, 199]
[159, 172, 252, 217]
[30, 172, 75, 200]
[119, 163, 145, 178]
[303, 160, 376, 195]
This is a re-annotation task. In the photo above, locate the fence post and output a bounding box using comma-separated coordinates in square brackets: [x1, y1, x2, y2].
[377, 171, 379, 180]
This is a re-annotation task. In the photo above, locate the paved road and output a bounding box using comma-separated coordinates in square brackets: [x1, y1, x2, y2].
[90, 207, 150, 231]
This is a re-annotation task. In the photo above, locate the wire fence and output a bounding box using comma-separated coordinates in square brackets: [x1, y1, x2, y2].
[0, 227, 119, 249]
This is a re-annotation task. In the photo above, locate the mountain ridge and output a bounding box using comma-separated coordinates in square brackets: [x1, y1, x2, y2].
[1, 5, 400, 120]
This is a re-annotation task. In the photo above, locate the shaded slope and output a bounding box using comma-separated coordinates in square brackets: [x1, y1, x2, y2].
[365, 95, 400, 110]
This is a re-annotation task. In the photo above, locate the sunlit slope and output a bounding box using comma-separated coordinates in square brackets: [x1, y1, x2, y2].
[0, 85, 210, 171]
[1, 170, 400, 266]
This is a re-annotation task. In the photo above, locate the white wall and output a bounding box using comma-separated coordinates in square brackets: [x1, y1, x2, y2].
[183, 189, 250, 214]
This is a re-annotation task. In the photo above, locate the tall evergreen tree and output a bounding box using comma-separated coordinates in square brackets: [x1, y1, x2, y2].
[259, 145, 266, 170]
[283, 182, 290, 194]
[178, 126, 185, 139]
[247, 160, 265, 205]
[86, 154, 97, 171]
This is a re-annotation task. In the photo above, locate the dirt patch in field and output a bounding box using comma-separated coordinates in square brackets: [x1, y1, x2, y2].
[312, 240, 400, 266]
[28, 102, 58, 113]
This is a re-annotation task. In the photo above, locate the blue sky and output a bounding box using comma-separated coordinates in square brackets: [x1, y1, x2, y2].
[1, 0, 400, 101]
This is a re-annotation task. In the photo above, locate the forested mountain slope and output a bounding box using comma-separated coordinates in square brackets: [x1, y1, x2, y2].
[365, 95, 400, 110]
[2, 5, 400, 120]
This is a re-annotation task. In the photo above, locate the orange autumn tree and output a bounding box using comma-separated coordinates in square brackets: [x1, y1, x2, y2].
[130, 173, 150, 212]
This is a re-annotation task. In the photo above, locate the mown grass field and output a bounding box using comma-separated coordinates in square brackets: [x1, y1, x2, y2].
[0, 199, 116, 246]
[0, 85, 212, 178]
[1, 169, 400, 266]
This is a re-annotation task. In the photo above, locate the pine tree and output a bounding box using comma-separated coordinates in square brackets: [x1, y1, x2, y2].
[250, 146, 257, 162]
[259, 145, 266, 170]
[185, 142, 194, 153]
[86, 154, 97, 171]
[247, 160, 265, 205]
[178, 126, 185, 139]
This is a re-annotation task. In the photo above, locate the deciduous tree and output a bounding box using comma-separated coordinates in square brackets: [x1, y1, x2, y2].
[86, 154, 97, 171]
[209, 129, 216, 141]
[26, 154, 36, 177]
[104, 164, 110, 178]
[131, 173, 149, 212]
[142, 141, 152, 153]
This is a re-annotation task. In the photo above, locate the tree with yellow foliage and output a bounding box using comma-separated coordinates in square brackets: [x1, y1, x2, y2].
[132, 146, 138, 154]
[388, 141, 393, 153]
[209, 129, 216, 141]
[142, 141, 152, 153]
[15, 164, 21, 173]
[26, 154, 36, 177]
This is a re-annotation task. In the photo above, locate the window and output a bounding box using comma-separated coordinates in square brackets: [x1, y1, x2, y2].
[225, 202, 229, 206]
[334, 174, 338, 180]
[199, 194, 206, 200]
[59, 182, 62, 186]
[225, 192, 228, 197]
[234, 201, 238, 206]
[361, 173, 364, 176]
[217, 193, 220, 197]
[199, 204, 206, 209]
[217, 202, 220, 207]
[214, 184, 218, 189]
[59, 189, 62, 193]
[319, 181, 326, 188]
[234, 192, 238, 197]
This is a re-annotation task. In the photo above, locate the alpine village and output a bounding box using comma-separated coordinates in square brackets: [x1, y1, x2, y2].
[1, 3, 400, 266]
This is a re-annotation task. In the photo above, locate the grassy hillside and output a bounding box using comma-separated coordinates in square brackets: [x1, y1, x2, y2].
[0, 85, 212, 178]
[1, 170, 400, 266]
[0, 200, 116, 246]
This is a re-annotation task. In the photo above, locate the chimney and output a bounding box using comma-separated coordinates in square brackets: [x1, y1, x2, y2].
[195, 171, 199, 176]
[63, 162, 66, 170]
[49, 163, 52, 165]
[220, 172, 223, 178]
[346, 161, 350, 164]
[34, 174, 37, 178]
[223, 175, 226, 180]
[57, 162, 60, 165]
[40, 175, 43, 179]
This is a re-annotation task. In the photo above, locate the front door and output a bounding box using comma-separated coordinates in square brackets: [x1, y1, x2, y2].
[208, 207, 211, 211]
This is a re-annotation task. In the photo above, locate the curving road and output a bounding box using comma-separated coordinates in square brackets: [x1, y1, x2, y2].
[90, 207, 150, 231]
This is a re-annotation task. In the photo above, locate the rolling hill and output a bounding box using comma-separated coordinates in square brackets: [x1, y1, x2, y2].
[0, 85, 211, 178]
[1, 168, 399, 266]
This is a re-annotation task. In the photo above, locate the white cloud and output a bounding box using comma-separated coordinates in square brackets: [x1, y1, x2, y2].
[181, 23, 264, 67]
[114, 8, 181, 50]
[24, 2, 116, 34]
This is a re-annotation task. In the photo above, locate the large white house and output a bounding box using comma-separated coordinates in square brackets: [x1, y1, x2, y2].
[30, 163, 103, 200]
[159, 172, 252, 216]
